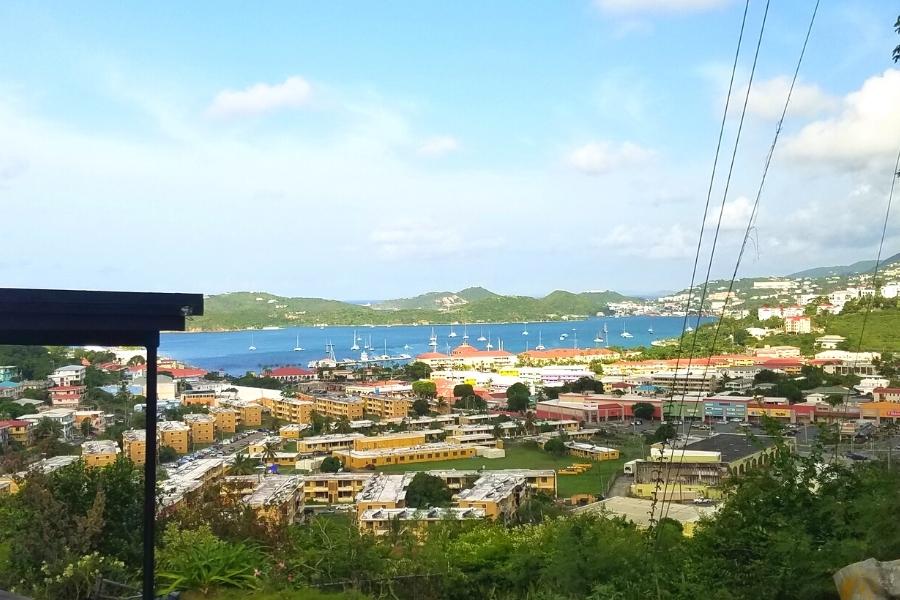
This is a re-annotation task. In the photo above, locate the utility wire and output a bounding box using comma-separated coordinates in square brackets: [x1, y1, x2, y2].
[657, 0, 820, 528]
[645, 0, 752, 534]
[650, 0, 771, 534]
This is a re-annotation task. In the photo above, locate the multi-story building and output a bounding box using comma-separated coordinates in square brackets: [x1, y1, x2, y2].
[783, 316, 812, 334]
[19, 408, 76, 440]
[225, 474, 305, 524]
[873, 387, 900, 403]
[308, 394, 365, 421]
[81, 440, 120, 468]
[650, 370, 718, 395]
[345, 381, 413, 396]
[757, 305, 803, 320]
[181, 390, 218, 408]
[49, 385, 85, 407]
[334, 442, 477, 470]
[359, 507, 486, 536]
[362, 395, 411, 420]
[183, 413, 216, 445]
[426, 469, 557, 497]
[454, 472, 529, 521]
[122, 429, 146, 465]
[50, 365, 86, 386]
[517, 347, 621, 365]
[158, 458, 227, 513]
[355, 473, 414, 514]
[296, 433, 364, 454]
[158, 421, 190, 454]
[74, 410, 106, 433]
[260, 396, 314, 424]
[208, 407, 238, 433]
[0, 365, 20, 382]
[0, 419, 34, 446]
[0, 381, 22, 399]
[265, 366, 317, 383]
[303, 472, 375, 504]
[220, 399, 264, 427]
[415, 343, 517, 371]
[352, 431, 428, 451]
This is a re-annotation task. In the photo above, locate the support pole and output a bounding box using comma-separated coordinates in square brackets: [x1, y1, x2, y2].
[143, 342, 158, 599]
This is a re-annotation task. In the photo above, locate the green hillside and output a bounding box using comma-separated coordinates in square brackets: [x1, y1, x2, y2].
[789, 252, 900, 278]
[820, 309, 900, 352]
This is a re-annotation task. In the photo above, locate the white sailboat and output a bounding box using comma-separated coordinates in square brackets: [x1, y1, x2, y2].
[522, 322, 529, 336]
[428, 328, 438, 348]
[535, 330, 546, 351]
[351, 330, 360, 351]
[403, 343, 411, 351]
[462, 324, 469, 342]
[477, 327, 487, 342]
[559, 332, 568, 341]
[485, 332, 494, 350]
[248, 333, 256, 351]
[593, 330, 603, 344]
[293, 335, 304, 352]
[620, 319, 633, 339]
[448, 324, 457, 338]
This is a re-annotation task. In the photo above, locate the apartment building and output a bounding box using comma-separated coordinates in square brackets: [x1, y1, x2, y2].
[296, 433, 365, 454]
[454, 472, 529, 521]
[362, 395, 411, 420]
[334, 442, 477, 470]
[49, 385, 85, 407]
[158, 458, 227, 513]
[221, 400, 264, 427]
[359, 507, 486, 536]
[181, 390, 218, 408]
[0, 419, 34, 446]
[302, 472, 375, 504]
[81, 440, 120, 468]
[208, 406, 238, 433]
[427, 469, 557, 497]
[122, 429, 146, 465]
[20, 408, 76, 440]
[260, 396, 314, 424]
[564, 441, 620, 461]
[352, 431, 428, 451]
[355, 473, 414, 514]
[183, 413, 216, 445]
[310, 395, 365, 420]
[74, 410, 106, 433]
[50, 364, 86, 386]
[279, 424, 310, 439]
[158, 421, 190, 454]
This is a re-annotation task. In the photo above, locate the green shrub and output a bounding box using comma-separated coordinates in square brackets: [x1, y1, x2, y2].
[33, 552, 130, 600]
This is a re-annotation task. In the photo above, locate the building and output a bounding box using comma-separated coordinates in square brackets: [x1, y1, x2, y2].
[260, 396, 314, 424]
[208, 406, 238, 433]
[0, 381, 21, 399]
[181, 390, 218, 408]
[279, 424, 310, 439]
[753, 280, 795, 291]
[19, 408, 76, 440]
[183, 413, 216, 445]
[355, 473, 414, 515]
[158, 458, 228, 512]
[783, 316, 812, 334]
[49, 385, 85, 407]
[454, 472, 529, 521]
[226, 400, 264, 427]
[134, 374, 176, 401]
[873, 388, 900, 403]
[757, 305, 803, 321]
[860, 402, 900, 424]
[303, 472, 376, 504]
[122, 429, 147, 465]
[74, 410, 106, 433]
[703, 396, 750, 422]
[574, 496, 717, 537]
[345, 381, 413, 396]
[158, 421, 190, 454]
[416, 343, 516, 371]
[362, 395, 411, 420]
[296, 433, 365, 454]
[650, 370, 718, 394]
[518, 347, 621, 365]
[334, 443, 477, 470]
[226, 474, 305, 524]
[50, 364, 86, 386]
[0, 365, 20, 382]
[0, 419, 34, 446]
[359, 507, 486, 536]
[536, 394, 629, 424]
[815, 334, 846, 349]
[352, 431, 428, 451]
[265, 366, 317, 383]
[564, 441, 620, 461]
[310, 395, 366, 420]
[81, 439, 120, 468]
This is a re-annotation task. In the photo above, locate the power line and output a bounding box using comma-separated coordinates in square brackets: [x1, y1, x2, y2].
[650, 0, 772, 534]
[659, 0, 821, 529]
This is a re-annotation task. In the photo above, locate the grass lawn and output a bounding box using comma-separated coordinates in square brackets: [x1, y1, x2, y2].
[378, 442, 642, 497]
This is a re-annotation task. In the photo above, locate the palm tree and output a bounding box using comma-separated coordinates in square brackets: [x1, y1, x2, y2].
[335, 416, 352, 434]
[33, 417, 63, 441]
[524, 411, 536, 436]
[261, 441, 279, 467]
[79, 419, 94, 438]
[230, 452, 259, 475]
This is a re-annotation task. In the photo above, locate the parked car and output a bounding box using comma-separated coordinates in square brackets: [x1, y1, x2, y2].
[846, 452, 869, 461]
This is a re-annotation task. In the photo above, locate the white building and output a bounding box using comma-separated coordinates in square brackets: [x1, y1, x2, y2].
[757, 305, 804, 321]
[50, 365, 86, 386]
[753, 280, 795, 290]
[19, 408, 77, 440]
[815, 335, 846, 350]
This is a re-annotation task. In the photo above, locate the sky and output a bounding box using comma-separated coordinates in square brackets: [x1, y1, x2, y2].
[1, 1, 899, 300]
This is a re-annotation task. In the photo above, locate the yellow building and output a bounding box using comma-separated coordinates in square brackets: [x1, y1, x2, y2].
[355, 473, 414, 515]
[302, 472, 375, 504]
[224, 475, 305, 524]
[310, 395, 365, 420]
[209, 407, 238, 433]
[359, 506, 486, 536]
[122, 429, 146, 465]
[427, 469, 557, 497]
[238, 403, 263, 427]
[860, 401, 900, 423]
[297, 433, 364, 454]
[352, 431, 426, 451]
[158, 421, 190, 455]
[362, 395, 411, 420]
[334, 443, 477, 470]
[3, 420, 34, 446]
[260, 396, 314, 424]
[279, 424, 309, 439]
[564, 442, 620, 462]
[181, 390, 218, 408]
[454, 472, 529, 521]
[81, 440, 120, 468]
[183, 414, 216, 445]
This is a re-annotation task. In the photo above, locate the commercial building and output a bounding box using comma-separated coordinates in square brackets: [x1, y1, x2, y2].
[650, 370, 718, 394]
[183, 413, 216, 445]
[81, 440, 120, 468]
[873, 387, 900, 403]
[181, 390, 218, 408]
[416, 343, 516, 371]
[158, 421, 190, 454]
[334, 443, 477, 470]
[303, 472, 376, 504]
[359, 507, 486, 536]
[860, 402, 900, 424]
[517, 347, 621, 365]
[454, 472, 528, 521]
[208, 406, 238, 433]
[260, 396, 314, 424]
[297, 433, 365, 454]
[122, 429, 147, 465]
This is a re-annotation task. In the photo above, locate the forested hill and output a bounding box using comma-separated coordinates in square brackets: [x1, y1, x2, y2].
[187, 289, 638, 331]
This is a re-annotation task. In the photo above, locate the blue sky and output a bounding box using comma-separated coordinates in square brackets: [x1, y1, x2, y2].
[1, 0, 898, 299]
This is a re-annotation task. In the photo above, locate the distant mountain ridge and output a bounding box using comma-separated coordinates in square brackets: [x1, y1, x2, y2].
[371, 286, 500, 311]
[789, 252, 900, 278]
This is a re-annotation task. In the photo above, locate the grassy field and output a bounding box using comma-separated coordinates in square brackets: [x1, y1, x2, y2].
[823, 310, 900, 352]
[378, 443, 641, 497]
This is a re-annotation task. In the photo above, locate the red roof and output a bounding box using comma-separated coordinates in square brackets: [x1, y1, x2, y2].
[760, 358, 804, 367]
[416, 352, 449, 359]
[267, 366, 315, 377]
[521, 348, 618, 359]
[0, 419, 31, 428]
[49, 385, 85, 392]
[873, 387, 900, 394]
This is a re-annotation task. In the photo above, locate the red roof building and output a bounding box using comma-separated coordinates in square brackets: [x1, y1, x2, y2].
[873, 387, 900, 403]
[49, 385, 85, 407]
[265, 366, 316, 382]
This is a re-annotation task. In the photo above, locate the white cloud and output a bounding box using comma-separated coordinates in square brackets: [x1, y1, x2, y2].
[370, 220, 503, 260]
[567, 141, 655, 175]
[207, 76, 312, 118]
[597, 223, 694, 259]
[747, 76, 838, 120]
[594, 0, 728, 14]
[705, 195, 754, 231]
[783, 69, 900, 170]
[418, 135, 460, 157]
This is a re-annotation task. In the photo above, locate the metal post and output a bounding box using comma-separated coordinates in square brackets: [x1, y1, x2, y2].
[143, 342, 158, 600]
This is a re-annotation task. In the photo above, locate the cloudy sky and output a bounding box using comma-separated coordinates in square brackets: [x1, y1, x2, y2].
[1, 1, 898, 299]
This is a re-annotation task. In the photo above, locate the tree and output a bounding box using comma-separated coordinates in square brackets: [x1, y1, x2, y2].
[261, 441, 279, 466]
[334, 416, 352, 434]
[524, 410, 536, 435]
[230, 453, 259, 475]
[453, 395, 486, 411]
[158, 445, 179, 463]
[632, 402, 655, 421]
[319, 456, 342, 473]
[824, 394, 844, 408]
[754, 369, 783, 384]
[649, 423, 677, 443]
[23, 387, 50, 402]
[33, 417, 63, 441]
[403, 361, 432, 381]
[127, 355, 145, 366]
[506, 383, 530, 412]
[412, 380, 437, 399]
[772, 380, 803, 404]
[588, 360, 604, 375]
[453, 383, 475, 398]
[543, 436, 569, 457]
[412, 397, 430, 416]
[79, 419, 94, 438]
[404, 472, 452, 508]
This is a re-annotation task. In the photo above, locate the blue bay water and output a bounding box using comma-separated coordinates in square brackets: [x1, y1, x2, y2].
[160, 316, 710, 375]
